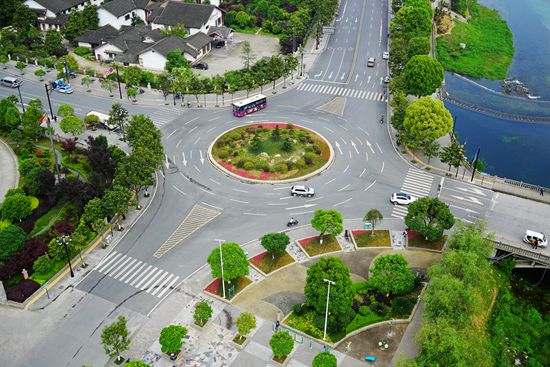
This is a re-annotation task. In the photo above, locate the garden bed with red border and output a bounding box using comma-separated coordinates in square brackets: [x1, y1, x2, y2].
[298, 235, 341, 257]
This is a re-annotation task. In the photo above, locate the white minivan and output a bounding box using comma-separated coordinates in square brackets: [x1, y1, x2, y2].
[1, 76, 22, 88]
[523, 230, 547, 248]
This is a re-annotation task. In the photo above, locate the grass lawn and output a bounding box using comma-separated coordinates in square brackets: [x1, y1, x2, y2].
[234, 27, 260, 35]
[407, 231, 447, 251]
[298, 235, 341, 257]
[436, 4, 514, 79]
[353, 230, 391, 247]
[28, 196, 39, 210]
[204, 276, 252, 300]
[346, 308, 388, 334]
[61, 153, 91, 179]
[29, 201, 64, 236]
[249, 251, 295, 274]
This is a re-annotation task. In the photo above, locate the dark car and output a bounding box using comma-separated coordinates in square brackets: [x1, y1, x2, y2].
[193, 62, 209, 70]
[214, 41, 225, 48]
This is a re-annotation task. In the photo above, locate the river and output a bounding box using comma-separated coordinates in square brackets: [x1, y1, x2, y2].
[443, 0, 550, 188]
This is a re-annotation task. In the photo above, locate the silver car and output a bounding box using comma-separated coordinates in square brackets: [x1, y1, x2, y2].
[291, 185, 315, 197]
[390, 192, 417, 205]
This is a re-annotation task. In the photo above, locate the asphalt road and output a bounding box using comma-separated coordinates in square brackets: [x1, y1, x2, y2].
[1, 0, 547, 366]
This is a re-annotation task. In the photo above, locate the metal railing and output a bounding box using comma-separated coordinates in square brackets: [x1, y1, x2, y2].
[493, 241, 550, 266]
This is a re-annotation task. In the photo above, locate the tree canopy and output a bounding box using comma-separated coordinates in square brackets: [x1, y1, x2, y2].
[269, 331, 294, 358]
[304, 257, 354, 318]
[401, 97, 453, 148]
[260, 232, 290, 257]
[165, 49, 189, 72]
[236, 312, 256, 339]
[125, 114, 163, 165]
[159, 325, 187, 354]
[311, 209, 344, 240]
[405, 197, 455, 241]
[404, 55, 444, 96]
[207, 242, 249, 281]
[369, 254, 416, 295]
[1, 193, 32, 222]
[312, 351, 337, 367]
[100, 315, 130, 359]
[0, 225, 27, 266]
[60, 115, 84, 137]
[193, 301, 213, 326]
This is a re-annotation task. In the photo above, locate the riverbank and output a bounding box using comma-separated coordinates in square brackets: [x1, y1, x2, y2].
[436, 3, 514, 80]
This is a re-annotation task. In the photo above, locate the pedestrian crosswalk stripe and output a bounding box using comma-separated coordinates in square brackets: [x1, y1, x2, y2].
[297, 82, 388, 102]
[153, 204, 221, 258]
[392, 168, 435, 219]
[95, 251, 180, 298]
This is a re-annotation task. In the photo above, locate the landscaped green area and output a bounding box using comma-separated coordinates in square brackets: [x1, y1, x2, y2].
[436, 3, 514, 80]
[353, 230, 391, 247]
[249, 251, 295, 274]
[212, 123, 331, 180]
[407, 231, 447, 251]
[298, 235, 341, 257]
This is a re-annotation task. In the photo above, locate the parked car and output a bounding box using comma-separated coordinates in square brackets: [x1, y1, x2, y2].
[1, 76, 22, 88]
[214, 41, 225, 48]
[193, 62, 209, 70]
[56, 85, 74, 94]
[383, 51, 389, 60]
[291, 185, 315, 197]
[367, 57, 375, 67]
[390, 192, 417, 205]
[383, 76, 390, 84]
[523, 230, 548, 248]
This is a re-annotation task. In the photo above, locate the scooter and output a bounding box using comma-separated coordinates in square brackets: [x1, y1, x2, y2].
[287, 218, 299, 227]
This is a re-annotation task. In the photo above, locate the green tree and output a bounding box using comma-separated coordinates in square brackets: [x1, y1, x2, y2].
[236, 312, 256, 341]
[4, 106, 21, 130]
[404, 55, 444, 96]
[405, 197, 455, 241]
[125, 114, 164, 165]
[439, 139, 464, 177]
[207, 242, 249, 282]
[15, 61, 26, 75]
[389, 36, 409, 75]
[159, 325, 187, 354]
[402, 97, 452, 148]
[193, 301, 213, 326]
[364, 208, 383, 233]
[24, 167, 50, 196]
[123, 66, 143, 87]
[114, 147, 157, 202]
[269, 331, 294, 358]
[0, 225, 27, 266]
[1, 193, 32, 222]
[311, 209, 343, 242]
[101, 79, 117, 96]
[82, 4, 99, 30]
[131, 14, 145, 26]
[391, 5, 432, 40]
[127, 87, 138, 101]
[100, 316, 130, 362]
[82, 197, 105, 232]
[160, 23, 187, 38]
[235, 11, 252, 28]
[312, 351, 337, 367]
[260, 232, 290, 259]
[369, 254, 415, 295]
[34, 69, 46, 80]
[102, 185, 132, 219]
[423, 138, 440, 164]
[44, 30, 66, 57]
[408, 36, 431, 57]
[60, 115, 84, 137]
[56, 55, 79, 78]
[284, 54, 299, 81]
[12, 2, 36, 35]
[240, 41, 256, 70]
[81, 75, 93, 91]
[267, 55, 284, 91]
[21, 105, 43, 140]
[165, 49, 189, 72]
[125, 362, 150, 367]
[304, 257, 354, 318]
[57, 104, 74, 118]
[390, 91, 409, 133]
[108, 102, 129, 137]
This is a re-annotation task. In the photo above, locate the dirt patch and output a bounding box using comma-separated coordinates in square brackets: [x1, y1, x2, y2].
[336, 323, 408, 366]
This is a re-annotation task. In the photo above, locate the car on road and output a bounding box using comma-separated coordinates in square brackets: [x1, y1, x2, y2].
[390, 192, 417, 205]
[193, 62, 209, 70]
[383, 76, 390, 84]
[1, 76, 22, 88]
[367, 57, 376, 67]
[56, 85, 74, 94]
[291, 185, 315, 197]
[383, 51, 389, 60]
[523, 230, 547, 248]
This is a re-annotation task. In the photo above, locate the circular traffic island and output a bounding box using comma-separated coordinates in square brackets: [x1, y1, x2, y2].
[210, 123, 333, 183]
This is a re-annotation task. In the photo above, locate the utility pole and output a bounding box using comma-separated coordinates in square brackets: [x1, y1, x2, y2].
[115, 64, 123, 99]
[216, 239, 226, 298]
[16, 85, 25, 113]
[323, 278, 335, 341]
[44, 83, 61, 180]
[470, 147, 480, 182]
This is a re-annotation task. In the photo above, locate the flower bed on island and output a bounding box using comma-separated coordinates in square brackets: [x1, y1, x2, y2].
[352, 230, 391, 247]
[204, 276, 252, 300]
[249, 251, 295, 274]
[298, 235, 341, 257]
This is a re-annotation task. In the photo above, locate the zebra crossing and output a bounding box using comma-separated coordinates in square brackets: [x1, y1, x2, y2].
[296, 83, 388, 102]
[153, 204, 221, 258]
[96, 251, 180, 298]
[149, 109, 179, 128]
[391, 169, 435, 219]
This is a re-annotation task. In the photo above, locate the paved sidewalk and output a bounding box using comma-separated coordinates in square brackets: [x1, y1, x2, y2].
[0, 138, 19, 201]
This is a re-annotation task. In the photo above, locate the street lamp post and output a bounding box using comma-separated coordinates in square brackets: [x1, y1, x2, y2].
[299, 52, 304, 77]
[43, 83, 61, 180]
[16, 85, 25, 113]
[115, 64, 123, 99]
[56, 234, 74, 278]
[215, 239, 226, 298]
[323, 278, 335, 341]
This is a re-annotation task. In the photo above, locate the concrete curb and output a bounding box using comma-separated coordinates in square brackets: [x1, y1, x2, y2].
[207, 123, 335, 184]
[0, 138, 19, 201]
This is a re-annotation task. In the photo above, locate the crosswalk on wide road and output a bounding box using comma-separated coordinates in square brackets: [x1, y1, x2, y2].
[96, 251, 180, 298]
[391, 169, 435, 219]
[148, 109, 179, 128]
[296, 82, 388, 102]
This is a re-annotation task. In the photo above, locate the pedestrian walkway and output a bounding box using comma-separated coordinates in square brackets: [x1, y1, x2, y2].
[147, 108, 182, 128]
[96, 251, 180, 298]
[297, 82, 388, 102]
[153, 204, 221, 258]
[391, 169, 435, 219]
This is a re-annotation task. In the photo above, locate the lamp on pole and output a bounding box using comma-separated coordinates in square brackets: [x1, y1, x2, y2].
[16, 84, 25, 113]
[215, 239, 226, 298]
[43, 84, 61, 180]
[299, 51, 304, 77]
[56, 234, 74, 278]
[115, 64, 123, 99]
[323, 278, 335, 341]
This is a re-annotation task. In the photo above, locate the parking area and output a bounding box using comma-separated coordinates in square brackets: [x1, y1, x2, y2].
[194, 32, 280, 77]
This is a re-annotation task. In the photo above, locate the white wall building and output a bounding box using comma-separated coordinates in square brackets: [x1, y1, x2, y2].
[24, 0, 102, 31]
[98, 0, 149, 30]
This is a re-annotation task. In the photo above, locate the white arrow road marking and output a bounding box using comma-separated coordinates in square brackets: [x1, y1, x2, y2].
[340, 72, 346, 80]
[194, 165, 201, 173]
[334, 198, 352, 207]
[455, 186, 487, 196]
[367, 75, 371, 84]
[359, 168, 366, 178]
[182, 152, 187, 166]
[364, 180, 376, 191]
[335, 141, 343, 154]
[167, 129, 177, 138]
[366, 140, 375, 153]
[328, 72, 333, 79]
[340, 137, 347, 145]
[286, 204, 317, 210]
[450, 195, 483, 205]
[376, 142, 382, 154]
[343, 164, 350, 173]
[314, 71, 323, 78]
[357, 126, 370, 136]
[355, 137, 363, 146]
[164, 154, 169, 169]
[365, 152, 369, 161]
[199, 151, 204, 164]
[449, 204, 480, 214]
[355, 74, 359, 82]
[172, 185, 187, 196]
[194, 137, 201, 145]
[185, 117, 199, 125]
[380, 161, 384, 174]
[351, 141, 359, 154]
[176, 139, 182, 148]
[338, 184, 350, 192]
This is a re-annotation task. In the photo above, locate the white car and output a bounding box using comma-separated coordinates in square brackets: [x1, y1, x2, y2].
[383, 51, 390, 60]
[367, 57, 376, 67]
[56, 85, 74, 94]
[291, 185, 315, 197]
[390, 192, 417, 205]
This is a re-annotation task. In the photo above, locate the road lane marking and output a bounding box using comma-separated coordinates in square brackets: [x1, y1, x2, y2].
[230, 198, 249, 204]
[333, 198, 352, 207]
[201, 202, 223, 210]
[364, 180, 376, 191]
[338, 184, 351, 192]
[325, 178, 336, 185]
[172, 185, 187, 196]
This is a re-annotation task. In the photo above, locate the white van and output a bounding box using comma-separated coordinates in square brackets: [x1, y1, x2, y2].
[523, 230, 547, 248]
[85, 111, 118, 131]
[1, 76, 22, 88]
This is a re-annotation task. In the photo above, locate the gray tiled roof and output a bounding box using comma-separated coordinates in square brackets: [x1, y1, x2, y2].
[141, 35, 197, 57]
[41, 14, 69, 25]
[114, 40, 150, 64]
[208, 26, 233, 39]
[101, 0, 149, 18]
[30, 0, 89, 14]
[151, 2, 215, 29]
[75, 24, 120, 45]
[184, 32, 212, 50]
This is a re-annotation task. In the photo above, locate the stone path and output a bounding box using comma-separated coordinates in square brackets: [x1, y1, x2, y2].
[288, 242, 308, 262]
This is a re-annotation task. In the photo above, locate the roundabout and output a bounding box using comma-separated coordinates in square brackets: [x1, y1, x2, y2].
[209, 122, 334, 183]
